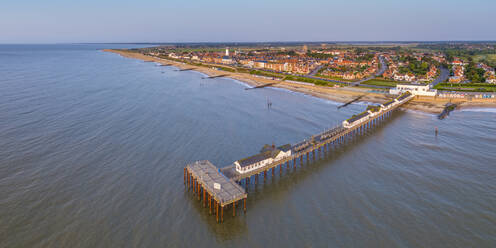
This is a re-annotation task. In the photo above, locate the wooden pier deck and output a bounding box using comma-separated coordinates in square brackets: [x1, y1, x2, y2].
[184, 93, 413, 222]
[184, 160, 247, 222]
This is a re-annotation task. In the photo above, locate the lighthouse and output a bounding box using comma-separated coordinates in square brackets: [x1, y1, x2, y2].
[225, 48, 229, 56]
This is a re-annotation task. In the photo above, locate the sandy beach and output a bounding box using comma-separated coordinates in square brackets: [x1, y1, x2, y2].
[103, 49, 496, 114]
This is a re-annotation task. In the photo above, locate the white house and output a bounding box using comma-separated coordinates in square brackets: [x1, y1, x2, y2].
[390, 84, 437, 96]
[235, 144, 292, 174]
[380, 99, 396, 111]
[342, 111, 371, 128]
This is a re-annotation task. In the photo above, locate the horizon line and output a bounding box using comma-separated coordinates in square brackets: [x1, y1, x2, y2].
[2, 40, 496, 45]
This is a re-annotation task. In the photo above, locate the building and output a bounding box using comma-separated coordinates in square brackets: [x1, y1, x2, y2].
[234, 144, 292, 174]
[453, 66, 464, 77]
[426, 66, 438, 79]
[254, 60, 268, 69]
[221, 56, 234, 64]
[342, 111, 370, 128]
[302, 45, 308, 53]
[487, 76, 496, 84]
[449, 76, 463, 83]
[389, 84, 437, 96]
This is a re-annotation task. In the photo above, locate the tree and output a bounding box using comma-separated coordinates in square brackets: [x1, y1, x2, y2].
[465, 62, 486, 83]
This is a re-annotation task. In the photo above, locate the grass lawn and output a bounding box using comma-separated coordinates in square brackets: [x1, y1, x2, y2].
[249, 70, 284, 79]
[284, 75, 345, 87]
[434, 83, 496, 92]
[361, 79, 402, 87]
[315, 74, 356, 82]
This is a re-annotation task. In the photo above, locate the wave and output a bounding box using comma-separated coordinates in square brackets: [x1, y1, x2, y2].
[403, 108, 437, 117]
[221, 77, 254, 88]
[263, 86, 343, 106]
[459, 107, 496, 113]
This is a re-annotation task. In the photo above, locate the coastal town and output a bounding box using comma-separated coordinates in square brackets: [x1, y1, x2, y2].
[136, 43, 496, 93]
[107, 42, 496, 114]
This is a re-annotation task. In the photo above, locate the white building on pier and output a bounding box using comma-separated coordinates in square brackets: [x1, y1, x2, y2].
[390, 83, 437, 96]
[235, 144, 292, 174]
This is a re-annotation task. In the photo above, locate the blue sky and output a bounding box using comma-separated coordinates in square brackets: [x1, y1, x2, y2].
[1, 0, 495, 43]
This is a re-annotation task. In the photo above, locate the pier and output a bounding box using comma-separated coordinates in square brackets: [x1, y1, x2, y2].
[176, 68, 195, 71]
[438, 103, 457, 120]
[203, 74, 228, 79]
[245, 82, 276, 90]
[184, 92, 414, 223]
[337, 95, 364, 109]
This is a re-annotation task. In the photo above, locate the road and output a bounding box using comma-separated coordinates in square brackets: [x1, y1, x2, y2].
[309, 64, 324, 76]
[430, 66, 449, 87]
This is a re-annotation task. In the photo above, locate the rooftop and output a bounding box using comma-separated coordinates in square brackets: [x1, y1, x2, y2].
[237, 150, 280, 167]
[186, 160, 247, 206]
[346, 111, 370, 124]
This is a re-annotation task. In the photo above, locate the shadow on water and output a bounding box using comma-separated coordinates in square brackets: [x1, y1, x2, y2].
[183, 191, 249, 240]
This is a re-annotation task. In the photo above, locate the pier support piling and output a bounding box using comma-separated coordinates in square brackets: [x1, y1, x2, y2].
[193, 179, 196, 194]
[198, 184, 201, 201]
[187, 171, 190, 190]
[215, 201, 219, 223]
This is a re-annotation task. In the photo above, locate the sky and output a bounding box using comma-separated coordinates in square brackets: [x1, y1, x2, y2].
[1, 0, 495, 43]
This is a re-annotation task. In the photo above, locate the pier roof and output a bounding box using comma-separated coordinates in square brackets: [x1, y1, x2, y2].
[346, 111, 370, 124]
[186, 160, 247, 207]
[237, 150, 280, 167]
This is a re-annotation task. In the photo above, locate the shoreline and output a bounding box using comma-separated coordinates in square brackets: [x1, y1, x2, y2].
[103, 49, 496, 114]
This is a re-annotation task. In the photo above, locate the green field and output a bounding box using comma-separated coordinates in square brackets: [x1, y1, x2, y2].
[213, 66, 236, 72]
[360, 79, 402, 87]
[249, 70, 284, 78]
[434, 83, 496, 92]
[316, 74, 356, 82]
[284, 75, 343, 87]
[473, 54, 496, 67]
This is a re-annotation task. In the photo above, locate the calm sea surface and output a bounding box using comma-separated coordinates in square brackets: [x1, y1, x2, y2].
[1, 45, 495, 247]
